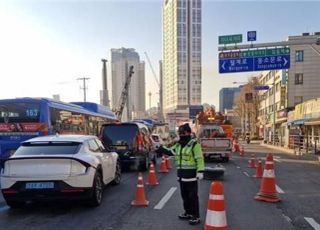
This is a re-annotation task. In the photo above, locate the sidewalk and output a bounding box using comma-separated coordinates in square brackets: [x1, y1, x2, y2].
[260, 142, 320, 162]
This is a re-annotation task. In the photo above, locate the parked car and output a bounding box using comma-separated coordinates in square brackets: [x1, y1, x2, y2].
[100, 122, 155, 171]
[0, 135, 121, 208]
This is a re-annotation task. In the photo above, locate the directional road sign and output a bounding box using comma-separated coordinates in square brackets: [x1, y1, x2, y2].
[247, 31, 257, 42]
[254, 55, 290, 71]
[254, 85, 270, 90]
[219, 55, 290, 73]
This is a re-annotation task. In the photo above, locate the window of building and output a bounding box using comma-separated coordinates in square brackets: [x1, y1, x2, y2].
[294, 96, 303, 105]
[294, 73, 303, 85]
[295, 50, 304, 62]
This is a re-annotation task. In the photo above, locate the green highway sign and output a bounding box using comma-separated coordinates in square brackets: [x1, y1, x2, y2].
[219, 34, 243, 45]
[241, 48, 290, 58]
[241, 49, 266, 58]
[266, 47, 290, 56]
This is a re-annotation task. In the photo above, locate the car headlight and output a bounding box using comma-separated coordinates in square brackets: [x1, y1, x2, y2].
[70, 160, 87, 176]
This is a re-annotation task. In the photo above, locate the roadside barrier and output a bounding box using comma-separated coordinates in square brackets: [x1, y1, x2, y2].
[248, 154, 257, 168]
[146, 163, 159, 186]
[204, 181, 228, 230]
[131, 173, 149, 206]
[159, 156, 169, 173]
[253, 160, 263, 178]
[254, 153, 280, 203]
[165, 155, 172, 169]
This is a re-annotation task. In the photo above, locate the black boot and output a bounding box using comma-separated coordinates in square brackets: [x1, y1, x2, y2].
[189, 216, 201, 225]
[178, 213, 192, 220]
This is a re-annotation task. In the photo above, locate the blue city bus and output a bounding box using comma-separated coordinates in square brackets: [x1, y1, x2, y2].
[0, 97, 117, 166]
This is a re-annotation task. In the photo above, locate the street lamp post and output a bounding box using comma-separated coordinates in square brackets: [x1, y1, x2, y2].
[273, 75, 276, 145]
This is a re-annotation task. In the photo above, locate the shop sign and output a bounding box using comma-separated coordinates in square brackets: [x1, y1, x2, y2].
[277, 110, 287, 119]
[294, 104, 303, 120]
[287, 111, 295, 122]
[280, 86, 286, 107]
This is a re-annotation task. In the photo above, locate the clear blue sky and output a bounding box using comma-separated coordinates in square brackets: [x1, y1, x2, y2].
[0, 0, 319, 110]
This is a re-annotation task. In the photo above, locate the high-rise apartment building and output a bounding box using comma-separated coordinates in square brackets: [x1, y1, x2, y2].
[219, 87, 241, 113]
[162, 0, 202, 118]
[111, 48, 146, 121]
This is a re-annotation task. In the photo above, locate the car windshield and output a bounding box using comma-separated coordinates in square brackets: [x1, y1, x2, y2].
[199, 126, 224, 138]
[14, 142, 81, 155]
[103, 125, 138, 146]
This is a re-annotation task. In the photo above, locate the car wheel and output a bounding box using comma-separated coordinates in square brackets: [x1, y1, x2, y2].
[222, 157, 229, 163]
[6, 200, 25, 209]
[111, 161, 121, 185]
[88, 172, 103, 207]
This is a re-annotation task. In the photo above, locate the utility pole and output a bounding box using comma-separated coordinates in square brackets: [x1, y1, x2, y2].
[100, 59, 110, 107]
[77, 77, 90, 102]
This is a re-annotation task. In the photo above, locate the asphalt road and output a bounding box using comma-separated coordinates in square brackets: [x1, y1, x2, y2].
[0, 143, 319, 230]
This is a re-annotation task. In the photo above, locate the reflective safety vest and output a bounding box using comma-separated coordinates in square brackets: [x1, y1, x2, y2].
[171, 139, 205, 179]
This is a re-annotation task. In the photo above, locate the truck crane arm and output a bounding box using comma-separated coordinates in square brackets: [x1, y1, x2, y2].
[115, 65, 134, 121]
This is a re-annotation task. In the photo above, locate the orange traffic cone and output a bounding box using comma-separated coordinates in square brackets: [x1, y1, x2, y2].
[146, 163, 159, 186]
[159, 156, 169, 173]
[255, 153, 280, 203]
[248, 154, 257, 168]
[131, 173, 149, 206]
[253, 160, 264, 178]
[165, 155, 172, 169]
[235, 142, 240, 152]
[240, 146, 245, 157]
[204, 181, 228, 230]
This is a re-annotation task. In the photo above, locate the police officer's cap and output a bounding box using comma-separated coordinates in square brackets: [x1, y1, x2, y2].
[178, 123, 192, 134]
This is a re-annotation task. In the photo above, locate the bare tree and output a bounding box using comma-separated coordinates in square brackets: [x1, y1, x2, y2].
[233, 77, 260, 138]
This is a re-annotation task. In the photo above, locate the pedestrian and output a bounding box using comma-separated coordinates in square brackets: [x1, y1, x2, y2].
[156, 123, 205, 225]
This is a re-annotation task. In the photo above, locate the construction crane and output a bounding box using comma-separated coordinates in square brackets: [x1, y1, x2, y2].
[115, 65, 134, 121]
[144, 52, 163, 121]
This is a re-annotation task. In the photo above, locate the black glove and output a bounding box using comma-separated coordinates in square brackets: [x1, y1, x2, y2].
[155, 145, 164, 156]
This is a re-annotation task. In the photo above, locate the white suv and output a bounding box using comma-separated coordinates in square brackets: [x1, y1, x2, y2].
[1, 135, 121, 208]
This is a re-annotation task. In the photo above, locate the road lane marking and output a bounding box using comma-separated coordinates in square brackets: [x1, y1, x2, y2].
[243, 172, 250, 177]
[276, 185, 285, 194]
[0, 206, 9, 212]
[304, 217, 320, 230]
[154, 187, 177, 210]
[236, 166, 241, 169]
[274, 158, 281, 163]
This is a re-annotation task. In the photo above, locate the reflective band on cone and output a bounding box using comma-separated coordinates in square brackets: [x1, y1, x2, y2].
[205, 210, 227, 228]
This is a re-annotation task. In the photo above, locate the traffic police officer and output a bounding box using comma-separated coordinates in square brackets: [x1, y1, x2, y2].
[156, 123, 205, 225]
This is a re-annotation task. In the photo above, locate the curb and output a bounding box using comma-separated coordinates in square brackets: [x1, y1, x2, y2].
[261, 143, 320, 162]
[260, 143, 294, 154]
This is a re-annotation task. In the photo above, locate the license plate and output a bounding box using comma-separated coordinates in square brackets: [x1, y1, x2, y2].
[25, 182, 54, 189]
[115, 146, 127, 150]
